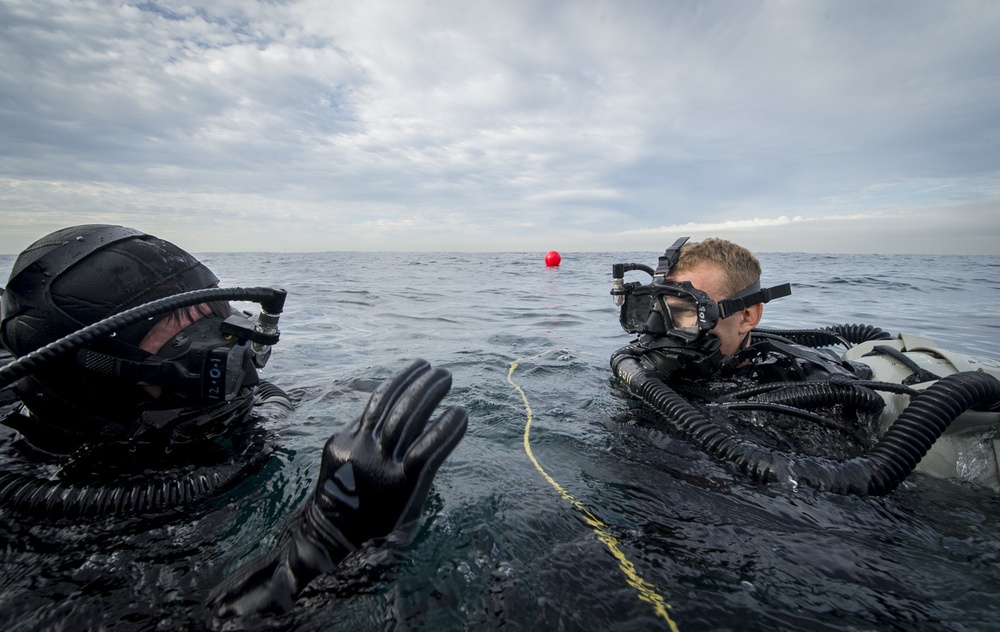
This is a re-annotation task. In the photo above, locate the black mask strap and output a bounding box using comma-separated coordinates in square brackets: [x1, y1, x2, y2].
[719, 283, 792, 318]
[6, 226, 147, 288]
[652, 237, 690, 279]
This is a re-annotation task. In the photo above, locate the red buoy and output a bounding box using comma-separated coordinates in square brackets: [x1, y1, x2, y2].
[544, 250, 561, 267]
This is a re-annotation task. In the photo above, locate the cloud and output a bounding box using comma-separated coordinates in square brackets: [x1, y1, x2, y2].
[1, 0, 998, 254]
[619, 214, 865, 235]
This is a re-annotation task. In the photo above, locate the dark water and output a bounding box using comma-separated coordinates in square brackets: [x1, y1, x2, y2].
[1, 250, 1000, 631]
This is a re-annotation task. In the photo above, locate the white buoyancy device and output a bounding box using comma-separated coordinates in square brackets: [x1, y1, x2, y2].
[844, 333, 1000, 490]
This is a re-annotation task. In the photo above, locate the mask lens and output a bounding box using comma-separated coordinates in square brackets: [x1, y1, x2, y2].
[664, 295, 699, 330]
[617, 282, 717, 339]
[622, 293, 654, 333]
[656, 284, 717, 342]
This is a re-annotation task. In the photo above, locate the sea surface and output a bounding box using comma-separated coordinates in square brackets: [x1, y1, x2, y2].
[1, 250, 1000, 631]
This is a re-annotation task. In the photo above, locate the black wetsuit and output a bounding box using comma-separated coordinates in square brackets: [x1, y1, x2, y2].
[0, 354, 298, 627]
[1, 381, 292, 511]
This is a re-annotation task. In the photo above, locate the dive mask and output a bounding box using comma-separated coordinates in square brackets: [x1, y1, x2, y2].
[611, 237, 791, 344]
[617, 278, 791, 342]
[76, 310, 277, 403]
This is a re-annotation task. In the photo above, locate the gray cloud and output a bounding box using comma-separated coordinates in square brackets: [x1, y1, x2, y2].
[1, 0, 998, 254]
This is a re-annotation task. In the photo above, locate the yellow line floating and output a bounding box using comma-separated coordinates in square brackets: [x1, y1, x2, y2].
[508, 357, 679, 631]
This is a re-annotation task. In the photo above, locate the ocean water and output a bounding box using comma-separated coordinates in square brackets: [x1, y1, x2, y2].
[1, 250, 1000, 631]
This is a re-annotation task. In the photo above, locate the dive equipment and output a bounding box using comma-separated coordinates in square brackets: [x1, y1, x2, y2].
[0, 285, 287, 452]
[610, 237, 791, 342]
[844, 332, 1000, 485]
[0, 381, 293, 518]
[611, 322, 1000, 495]
[0, 286, 287, 400]
[0, 223, 291, 459]
[0, 280, 292, 516]
[71, 290, 287, 403]
[610, 237, 790, 377]
[207, 359, 469, 619]
[248, 293, 283, 369]
[1, 224, 220, 354]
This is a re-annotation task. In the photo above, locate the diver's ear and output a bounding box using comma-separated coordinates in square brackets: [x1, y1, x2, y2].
[738, 304, 763, 335]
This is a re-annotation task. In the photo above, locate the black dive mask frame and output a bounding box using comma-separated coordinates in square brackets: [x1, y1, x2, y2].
[76, 311, 270, 403]
[611, 237, 791, 346]
[0, 286, 287, 404]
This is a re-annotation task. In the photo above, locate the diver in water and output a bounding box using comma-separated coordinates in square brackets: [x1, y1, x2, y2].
[614, 236, 867, 382]
[660, 237, 767, 359]
[0, 224, 468, 621]
[609, 237, 1000, 495]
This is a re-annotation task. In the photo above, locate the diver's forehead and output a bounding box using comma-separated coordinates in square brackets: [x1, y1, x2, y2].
[138, 305, 209, 354]
[666, 263, 728, 302]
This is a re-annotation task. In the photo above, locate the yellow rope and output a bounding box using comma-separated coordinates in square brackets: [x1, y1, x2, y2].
[507, 357, 679, 631]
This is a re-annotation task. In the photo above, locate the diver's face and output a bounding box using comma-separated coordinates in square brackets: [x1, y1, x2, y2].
[666, 263, 747, 357]
[139, 305, 211, 355]
[137, 305, 211, 397]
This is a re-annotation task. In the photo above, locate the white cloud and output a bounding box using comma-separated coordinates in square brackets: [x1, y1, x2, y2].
[1, 0, 998, 254]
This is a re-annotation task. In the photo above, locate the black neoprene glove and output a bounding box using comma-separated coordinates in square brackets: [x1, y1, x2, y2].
[208, 359, 468, 620]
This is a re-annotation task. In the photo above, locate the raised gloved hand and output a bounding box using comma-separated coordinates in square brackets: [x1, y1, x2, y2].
[208, 359, 468, 619]
[306, 357, 469, 551]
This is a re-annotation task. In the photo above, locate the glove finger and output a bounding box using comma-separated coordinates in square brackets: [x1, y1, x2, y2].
[394, 405, 469, 529]
[402, 404, 468, 480]
[381, 366, 452, 459]
[359, 358, 430, 436]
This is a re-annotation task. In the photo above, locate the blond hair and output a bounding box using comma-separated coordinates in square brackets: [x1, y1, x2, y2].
[670, 238, 761, 297]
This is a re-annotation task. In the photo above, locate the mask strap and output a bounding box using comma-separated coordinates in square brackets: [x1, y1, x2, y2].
[6, 226, 147, 290]
[652, 237, 690, 279]
[77, 348, 165, 386]
[718, 283, 792, 318]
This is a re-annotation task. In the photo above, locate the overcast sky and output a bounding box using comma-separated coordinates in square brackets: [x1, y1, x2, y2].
[1, 1, 998, 255]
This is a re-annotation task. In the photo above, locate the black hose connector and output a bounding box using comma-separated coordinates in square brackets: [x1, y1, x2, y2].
[738, 381, 886, 416]
[611, 346, 1000, 495]
[827, 323, 895, 344]
[862, 370, 1000, 494]
[754, 323, 894, 349]
[0, 461, 252, 519]
[260, 287, 288, 316]
[0, 381, 293, 519]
